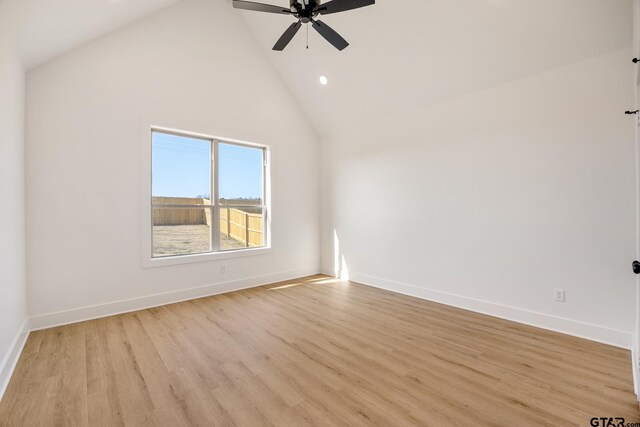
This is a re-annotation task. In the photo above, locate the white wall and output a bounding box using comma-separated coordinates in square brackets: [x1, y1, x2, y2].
[321, 48, 637, 347]
[25, 0, 320, 324]
[0, 0, 28, 396]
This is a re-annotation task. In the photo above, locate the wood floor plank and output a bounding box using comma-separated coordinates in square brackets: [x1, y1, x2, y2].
[0, 275, 638, 426]
[85, 318, 125, 427]
[52, 322, 88, 427]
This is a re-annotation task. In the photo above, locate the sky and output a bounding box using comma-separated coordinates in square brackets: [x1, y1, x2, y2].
[152, 131, 264, 201]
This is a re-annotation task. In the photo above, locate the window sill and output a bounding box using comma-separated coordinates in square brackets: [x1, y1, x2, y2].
[142, 247, 273, 268]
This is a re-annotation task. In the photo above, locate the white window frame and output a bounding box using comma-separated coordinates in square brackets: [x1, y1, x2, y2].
[142, 126, 272, 268]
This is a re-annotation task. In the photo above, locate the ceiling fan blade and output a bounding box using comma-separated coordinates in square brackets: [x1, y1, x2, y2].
[232, 0, 292, 14]
[314, 0, 374, 15]
[273, 21, 302, 51]
[311, 20, 349, 51]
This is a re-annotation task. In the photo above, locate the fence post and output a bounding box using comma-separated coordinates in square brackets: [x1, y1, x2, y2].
[245, 213, 250, 247]
[226, 208, 230, 237]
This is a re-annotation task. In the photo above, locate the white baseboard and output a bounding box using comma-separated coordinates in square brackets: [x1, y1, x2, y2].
[350, 273, 633, 349]
[30, 268, 319, 331]
[0, 318, 30, 401]
[632, 346, 639, 400]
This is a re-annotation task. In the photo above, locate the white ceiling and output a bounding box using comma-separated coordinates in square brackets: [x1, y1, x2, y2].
[237, 0, 632, 136]
[6, 0, 633, 136]
[13, 0, 182, 69]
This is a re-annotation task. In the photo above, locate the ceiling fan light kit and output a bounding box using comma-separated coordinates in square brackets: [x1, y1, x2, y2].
[232, 0, 375, 51]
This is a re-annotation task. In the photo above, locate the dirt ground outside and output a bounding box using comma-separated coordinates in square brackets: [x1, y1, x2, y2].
[153, 225, 246, 257]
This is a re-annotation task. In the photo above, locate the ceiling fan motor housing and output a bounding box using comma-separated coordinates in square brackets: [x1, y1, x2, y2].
[290, 0, 322, 6]
[290, 0, 321, 22]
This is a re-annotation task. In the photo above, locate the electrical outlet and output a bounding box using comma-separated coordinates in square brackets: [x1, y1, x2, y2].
[221, 264, 226, 274]
[554, 288, 565, 302]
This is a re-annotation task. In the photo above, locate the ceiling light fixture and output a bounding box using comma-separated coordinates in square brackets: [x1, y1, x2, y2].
[319, 75, 328, 85]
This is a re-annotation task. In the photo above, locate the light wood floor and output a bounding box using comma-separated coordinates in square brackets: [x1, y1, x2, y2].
[0, 275, 638, 426]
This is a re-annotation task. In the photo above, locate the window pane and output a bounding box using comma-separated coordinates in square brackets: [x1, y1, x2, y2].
[218, 143, 264, 206]
[218, 207, 265, 251]
[153, 207, 212, 257]
[152, 131, 211, 204]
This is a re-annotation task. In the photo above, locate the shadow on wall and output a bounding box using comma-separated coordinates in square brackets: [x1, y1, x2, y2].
[334, 229, 349, 280]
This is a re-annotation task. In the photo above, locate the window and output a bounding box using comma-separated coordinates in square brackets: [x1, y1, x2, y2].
[151, 129, 268, 259]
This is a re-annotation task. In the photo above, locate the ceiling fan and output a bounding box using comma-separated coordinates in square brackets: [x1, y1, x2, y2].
[232, 0, 375, 51]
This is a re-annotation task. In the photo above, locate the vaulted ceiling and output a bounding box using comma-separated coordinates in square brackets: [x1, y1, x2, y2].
[9, 0, 634, 136]
[12, 0, 181, 69]
[236, 0, 632, 136]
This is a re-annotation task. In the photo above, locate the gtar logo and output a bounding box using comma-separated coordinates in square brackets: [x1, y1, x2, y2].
[590, 418, 625, 427]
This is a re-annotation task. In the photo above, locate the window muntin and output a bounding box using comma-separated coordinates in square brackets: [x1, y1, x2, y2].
[151, 130, 267, 258]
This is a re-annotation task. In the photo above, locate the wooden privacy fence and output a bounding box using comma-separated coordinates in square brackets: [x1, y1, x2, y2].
[152, 197, 212, 226]
[220, 207, 264, 247]
[153, 197, 263, 247]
